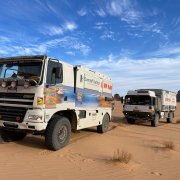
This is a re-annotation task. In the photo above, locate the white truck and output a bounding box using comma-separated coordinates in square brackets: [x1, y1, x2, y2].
[0, 55, 113, 150]
[123, 89, 176, 127]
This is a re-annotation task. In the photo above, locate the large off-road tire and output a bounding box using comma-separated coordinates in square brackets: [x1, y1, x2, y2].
[151, 113, 159, 127]
[167, 112, 173, 123]
[97, 113, 110, 133]
[45, 115, 71, 151]
[1, 130, 26, 142]
[126, 118, 135, 124]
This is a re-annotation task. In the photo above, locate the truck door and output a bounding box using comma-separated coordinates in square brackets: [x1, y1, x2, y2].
[44, 59, 63, 108]
[75, 69, 84, 107]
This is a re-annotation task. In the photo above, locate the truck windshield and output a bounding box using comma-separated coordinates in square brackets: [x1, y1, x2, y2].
[0, 61, 43, 83]
[125, 95, 151, 105]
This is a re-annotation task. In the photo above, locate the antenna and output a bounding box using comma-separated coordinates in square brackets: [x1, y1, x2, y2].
[44, 47, 48, 56]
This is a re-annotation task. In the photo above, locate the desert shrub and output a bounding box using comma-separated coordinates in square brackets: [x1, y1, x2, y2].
[113, 149, 132, 164]
[176, 119, 180, 124]
[162, 141, 175, 150]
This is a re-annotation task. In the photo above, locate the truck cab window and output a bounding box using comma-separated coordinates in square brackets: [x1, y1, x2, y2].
[46, 60, 63, 84]
[152, 97, 156, 106]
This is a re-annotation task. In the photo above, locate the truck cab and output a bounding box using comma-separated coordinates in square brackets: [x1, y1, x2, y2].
[123, 90, 157, 124]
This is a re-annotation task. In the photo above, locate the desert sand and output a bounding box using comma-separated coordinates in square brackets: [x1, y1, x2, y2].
[0, 102, 180, 180]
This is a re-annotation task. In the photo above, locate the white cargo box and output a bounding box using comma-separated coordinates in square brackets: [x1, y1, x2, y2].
[75, 65, 112, 96]
[161, 90, 176, 107]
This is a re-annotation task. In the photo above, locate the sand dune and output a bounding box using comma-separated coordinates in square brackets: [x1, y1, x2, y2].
[0, 102, 180, 180]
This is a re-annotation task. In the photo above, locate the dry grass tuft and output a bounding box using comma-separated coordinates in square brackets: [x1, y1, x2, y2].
[118, 122, 126, 127]
[113, 149, 132, 164]
[162, 141, 175, 150]
[176, 119, 180, 124]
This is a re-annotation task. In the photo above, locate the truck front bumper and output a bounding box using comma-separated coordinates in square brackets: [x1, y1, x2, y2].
[0, 121, 47, 132]
[0, 109, 47, 132]
[123, 111, 155, 120]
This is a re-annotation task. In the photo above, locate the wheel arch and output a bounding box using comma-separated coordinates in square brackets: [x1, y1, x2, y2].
[49, 110, 77, 131]
[105, 112, 111, 121]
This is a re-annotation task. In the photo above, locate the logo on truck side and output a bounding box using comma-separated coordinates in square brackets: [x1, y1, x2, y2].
[81, 76, 100, 86]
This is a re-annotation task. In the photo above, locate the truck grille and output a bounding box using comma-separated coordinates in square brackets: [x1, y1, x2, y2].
[0, 106, 27, 123]
[0, 93, 34, 107]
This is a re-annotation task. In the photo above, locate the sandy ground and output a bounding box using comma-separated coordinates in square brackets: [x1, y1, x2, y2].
[0, 102, 180, 180]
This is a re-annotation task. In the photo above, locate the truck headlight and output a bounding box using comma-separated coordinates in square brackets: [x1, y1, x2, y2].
[11, 81, 17, 88]
[24, 81, 30, 88]
[1, 81, 7, 88]
[28, 115, 42, 120]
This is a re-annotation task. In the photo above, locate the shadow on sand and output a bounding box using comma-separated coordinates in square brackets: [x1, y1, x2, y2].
[15, 135, 46, 150]
[111, 116, 173, 128]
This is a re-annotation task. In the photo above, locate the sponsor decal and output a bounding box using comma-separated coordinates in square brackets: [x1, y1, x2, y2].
[81, 76, 100, 86]
[77, 92, 83, 101]
[56, 87, 64, 95]
[37, 97, 43, 106]
[101, 82, 112, 90]
[44, 88, 56, 108]
[165, 98, 171, 102]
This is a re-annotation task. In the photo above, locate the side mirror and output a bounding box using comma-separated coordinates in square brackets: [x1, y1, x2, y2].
[55, 67, 62, 78]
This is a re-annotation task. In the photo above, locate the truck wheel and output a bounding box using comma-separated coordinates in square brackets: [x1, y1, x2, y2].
[97, 114, 110, 133]
[45, 115, 71, 151]
[167, 112, 173, 123]
[1, 130, 26, 142]
[151, 113, 159, 127]
[127, 118, 135, 124]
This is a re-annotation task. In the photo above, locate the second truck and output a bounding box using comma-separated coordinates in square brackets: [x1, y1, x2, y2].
[123, 89, 176, 127]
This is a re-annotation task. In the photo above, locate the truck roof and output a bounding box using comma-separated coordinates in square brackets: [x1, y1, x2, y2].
[0, 55, 46, 62]
[75, 65, 112, 81]
[127, 90, 156, 97]
[0, 55, 111, 81]
[137, 89, 176, 94]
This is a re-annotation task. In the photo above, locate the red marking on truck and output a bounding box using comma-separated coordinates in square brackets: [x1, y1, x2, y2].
[101, 83, 112, 90]
[165, 98, 171, 102]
